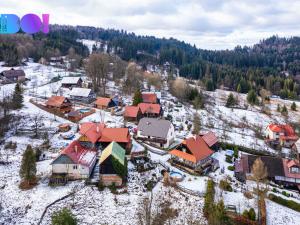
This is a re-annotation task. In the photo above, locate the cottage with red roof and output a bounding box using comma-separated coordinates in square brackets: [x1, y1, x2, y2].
[124, 106, 142, 122]
[45, 96, 72, 113]
[78, 122, 132, 153]
[94, 97, 116, 110]
[265, 124, 298, 148]
[142, 92, 158, 104]
[169, 134, 217, 172]
[51, 141, 97, 179]
[138, 103, 162, 118]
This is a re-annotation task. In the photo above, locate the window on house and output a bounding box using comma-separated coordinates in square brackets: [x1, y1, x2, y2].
[291, 167, 300, 173]
[73, 165, 78, 170]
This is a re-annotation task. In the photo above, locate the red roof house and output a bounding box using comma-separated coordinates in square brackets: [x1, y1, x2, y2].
[201, 131, 218, 148]
[45, 96, 72, 113]
[138, 103, 161, 117]
[266, 124, 298, 148]
[169, 135, 214, 170]
[51, 140, 97, 179]
[124, 106, 142, 122]
[142, 93, 157, 103]
[78, 122, 132, 153]
[94, 97, 116, 110]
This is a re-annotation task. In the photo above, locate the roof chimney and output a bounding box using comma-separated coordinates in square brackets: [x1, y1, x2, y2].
[75, 145, 78, 153]
[97, 125, 100, 133]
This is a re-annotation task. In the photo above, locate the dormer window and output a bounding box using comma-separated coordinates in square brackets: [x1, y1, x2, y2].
[290, 166, 300, 173]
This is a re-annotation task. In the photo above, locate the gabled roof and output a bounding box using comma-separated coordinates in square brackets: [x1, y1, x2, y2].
[99, 128, 130, 143]
[268, 124, 296, 136]
[79, 122, 130, 144]
[79, 122, 106, 144]
[46, 96, 68, 107]
[124, 106, 140, 118]
[137, 118, 173, 139]
[185, 136, 214, 162]
[282, 159, 300, 179]
[70, 88, 92, 97]
[138, 103, 161, 114]
[2, 68, 25, 78]
[94, 97, 112, 107]
[201, 131, 218, 147]
[169, 149, 197, 163]
[99, 141, 125, 165]
[142, 93, 157, 103]
[53, 141, 97, 167]
[61, 76, 82, 84]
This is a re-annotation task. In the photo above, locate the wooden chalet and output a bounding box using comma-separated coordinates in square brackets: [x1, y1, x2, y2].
[94, 97, 116, 110]
[69, 88, 96, 103]
[99, 142, 127, 186]
[124, 106, 142, 122]
[138, 103, 162, 118]
[61, 77, 83, 88]
[1, 68, 26, 82]
[45, 96, 72, 113]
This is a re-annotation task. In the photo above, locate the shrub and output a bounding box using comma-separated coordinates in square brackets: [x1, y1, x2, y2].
[269, 193, 300, 212]
[219, 179, 233, 192]
[51, 208, 77, 225]
[225, 155, 233, 163]
[244, 191, 253, 199]
[98, 181, 104, 191]
[272, 187, 277, 193]
[282, 191, 290, 197]
[248, 208, 256, 221]
[109, 182, 117, 193]
[227, 166, 235, 171]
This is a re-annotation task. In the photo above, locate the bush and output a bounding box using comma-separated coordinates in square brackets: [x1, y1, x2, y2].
[109, 182, 117, 193]
[219, 179, 233, 192]
[272, 187, 278, 193]
[225, 155, 233, 163]
[282, 191, 290, 197]
[98, 181, 104, 191]
[51, 208, 77, 225]
[227, 166, 235, 171]
[269, 193, 300, 212]
[248, 208, 256, 221]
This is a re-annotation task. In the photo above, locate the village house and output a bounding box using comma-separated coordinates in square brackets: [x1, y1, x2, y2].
[78, 122, 132, 153]
[200, 131, 219, 150]
[136, 118, 175, 148]
[138, 103, 162, 118]
[123, 106, 142, 122]
[61, 77, 83, 89]
[1, 68, 26, 83]
[292, 139, 300, 160]
[69, 87, 96, 103]
[235, 154, 300, 189]
[45, 96, 72, 113]
[51, 140, 97, 179]
[94, 97, 117, 110]
[265, 124, 299, 148]
[169, 135, 216, 172]
[142, 92, 158, 104]
[99, 141, 127, 186]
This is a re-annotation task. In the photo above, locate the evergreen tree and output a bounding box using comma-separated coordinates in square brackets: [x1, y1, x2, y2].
[12, 82, 23, 109]
[281, 105, 288, 116]
[132, 89, 143, 106]
[247, 89, 258, 105]
[19, 145, 36, 184]
[193, 113, 201, 135]
[193, 94, 203, 111]
[205, 79, 214, 91]
[237, 84, 241, 93]
[52, 208, 77, 225]
[277, 104, 281, 112]
[209, 200, 231, 225]
[225, 93, 236, 107]
[291, 102, 297, 111]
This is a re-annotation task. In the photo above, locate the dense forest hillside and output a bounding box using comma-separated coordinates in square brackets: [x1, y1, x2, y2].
[2, 25, 300, 99]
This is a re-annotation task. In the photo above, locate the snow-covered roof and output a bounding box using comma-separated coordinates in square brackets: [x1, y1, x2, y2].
[70, 87, 92, 97]
[61, 76, 82, 84]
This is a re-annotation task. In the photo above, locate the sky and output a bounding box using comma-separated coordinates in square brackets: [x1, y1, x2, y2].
[2, 0, 300, 50]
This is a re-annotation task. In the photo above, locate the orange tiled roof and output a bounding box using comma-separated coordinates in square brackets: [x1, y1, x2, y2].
[94, 97, 111, 107]
[138, 103, 161, 114]
[268, 124, 296, 136]
[124, 106, 140, 118]
[169, 149, 196, 163]
[46, 96, 67, 107]
[142, 93, 157, 103]
[79, 122, 106, 144]
[185, 136, 214, 162]
[99, 128, 130, 143]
